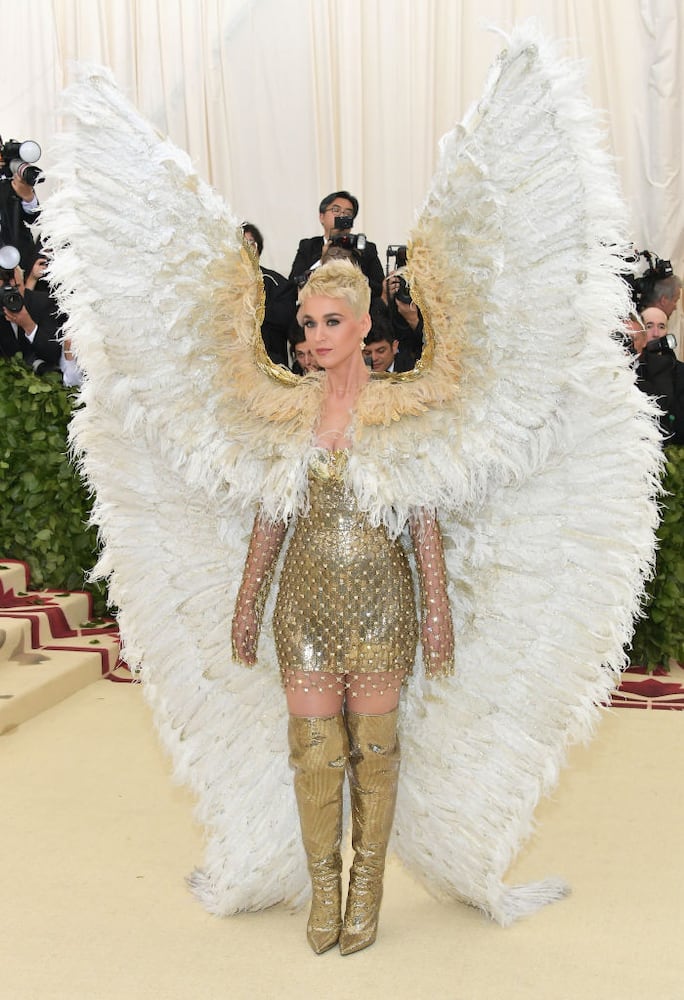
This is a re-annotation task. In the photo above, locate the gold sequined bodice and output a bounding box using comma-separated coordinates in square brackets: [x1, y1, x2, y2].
[273, 450, 418, 676]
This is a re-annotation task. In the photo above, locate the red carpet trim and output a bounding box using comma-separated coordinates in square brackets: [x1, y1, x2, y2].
[0, 559, 131, 682]
[610, 663, 684, 710]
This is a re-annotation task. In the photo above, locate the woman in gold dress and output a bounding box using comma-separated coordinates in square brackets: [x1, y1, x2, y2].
[41, 31, 663, 949]
[231, 260, 455, 955]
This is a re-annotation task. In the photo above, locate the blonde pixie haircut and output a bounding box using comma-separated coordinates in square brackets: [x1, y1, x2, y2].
[297, 259, 371, 321]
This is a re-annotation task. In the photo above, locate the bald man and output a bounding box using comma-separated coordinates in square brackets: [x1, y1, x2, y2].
[635, 306, 684, 444]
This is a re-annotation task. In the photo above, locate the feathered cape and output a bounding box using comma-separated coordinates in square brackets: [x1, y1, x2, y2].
[40, 22, 662, 925]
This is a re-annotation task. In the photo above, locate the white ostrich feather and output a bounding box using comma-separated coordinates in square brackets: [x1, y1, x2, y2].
[40, 22, 662, 926]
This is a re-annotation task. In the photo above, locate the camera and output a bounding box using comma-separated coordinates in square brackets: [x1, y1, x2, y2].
[0, 281, 24, 313]
[621, 248, 673, 310]
[28, 357, 50, 376]
[0, 244, 23, 312]
[386, 245, 411, 303]
[387, 245, 408, 269]
[645, 333, 677, 354]
[0, 135, 43, 185]
[328, 232, 366, 253]
[293, 269, 312, 289]
[12, 160, 42, 186]
[332, 215, 353, 231]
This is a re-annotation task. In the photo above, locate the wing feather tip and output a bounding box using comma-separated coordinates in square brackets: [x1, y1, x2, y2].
[485, 876, 571, 926]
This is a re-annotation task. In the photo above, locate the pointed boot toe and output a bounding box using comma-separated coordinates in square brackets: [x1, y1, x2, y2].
[308, 923, 342, 955]
[338, 926, 378, 955]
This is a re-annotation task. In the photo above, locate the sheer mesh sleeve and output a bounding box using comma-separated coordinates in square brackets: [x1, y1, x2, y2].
[410, 510, 455, 678]
[231, 509, 288, 666]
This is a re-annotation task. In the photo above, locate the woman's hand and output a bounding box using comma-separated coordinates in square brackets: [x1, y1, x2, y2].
[230, 510, 288, 667]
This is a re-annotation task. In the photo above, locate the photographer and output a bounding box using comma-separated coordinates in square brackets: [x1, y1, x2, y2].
[288, 326, 321, 376]
[289, 190, 385, 298]
[242, 222, 297, 368]
[363, 311, 415, 373]
[623, 248, 681, 317]
[640, 274, 682, 318]
[0, 246, 61, 373]
[383, 245, 424, 362]
[0, 138, 41, 271]
[634, 306, 684, 445]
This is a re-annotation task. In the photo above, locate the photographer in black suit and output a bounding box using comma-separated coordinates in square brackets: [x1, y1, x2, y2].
[363, 314, 415, 374]
[639, 274, 682, 319]
[634, 306, 684, 445]
[0, 245, 61, 372]
[289, 190, 385, 299]
[242, 222, 297, 368]
[0, 139, 41, 271]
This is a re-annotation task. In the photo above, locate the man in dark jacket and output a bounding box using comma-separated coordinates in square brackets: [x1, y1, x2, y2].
[0, 248, 61, 370]
[635, 306, 684, 445]
[288, 190, 384, 299]
[0, 152, 40, 271]
[242, 222, 297, 368]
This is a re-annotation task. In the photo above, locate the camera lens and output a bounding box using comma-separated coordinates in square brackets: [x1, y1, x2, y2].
[1, 287, 24, 312]
[12, 161, 42, 186]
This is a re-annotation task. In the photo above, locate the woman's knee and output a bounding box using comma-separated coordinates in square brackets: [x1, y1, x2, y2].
[344, 670, 404, 715]
[285, 670, 346, 717]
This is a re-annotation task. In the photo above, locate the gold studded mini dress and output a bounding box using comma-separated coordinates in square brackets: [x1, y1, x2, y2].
[273, 449, 418, 682]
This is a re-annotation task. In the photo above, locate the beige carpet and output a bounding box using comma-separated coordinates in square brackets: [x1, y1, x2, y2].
[2, 680, 683, 1000]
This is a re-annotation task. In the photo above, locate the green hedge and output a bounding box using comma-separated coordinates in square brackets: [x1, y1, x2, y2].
[0, 356, 107, 615]
[630, 445, 684, 670]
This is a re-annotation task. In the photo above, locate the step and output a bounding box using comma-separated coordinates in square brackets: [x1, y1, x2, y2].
[0, 560, 29, 596]
[0, 648, 106, 734]
[0, 592, 93, 660]
[0, 558, 126, 730]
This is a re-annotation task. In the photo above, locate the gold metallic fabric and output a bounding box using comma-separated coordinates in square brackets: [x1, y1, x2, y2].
[340, 709, 400, 955]
[288, 714, 348, 954]
[273, 450, 418, 681]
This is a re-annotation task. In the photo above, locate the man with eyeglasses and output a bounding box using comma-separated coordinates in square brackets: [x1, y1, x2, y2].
[288, 190, 385, 298]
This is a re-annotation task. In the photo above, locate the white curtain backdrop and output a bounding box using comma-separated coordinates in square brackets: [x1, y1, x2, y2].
[1, 0, 682, 334]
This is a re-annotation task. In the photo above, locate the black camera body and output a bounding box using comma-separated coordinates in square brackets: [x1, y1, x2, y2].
[645, 333, 677, 354]
[329, 232, 366, 253]
[0, 243, 23, 312]
[0, 135, 43, 184]
[621, 248, 674, 310]
[386, 244, 411, 303]
[332, 215, 353, 231]
[0, 280, 23, 313]
[387, 245, 408, 269]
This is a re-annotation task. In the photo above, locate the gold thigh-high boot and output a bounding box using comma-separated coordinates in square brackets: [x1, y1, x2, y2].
[288, 714, 348, 954]
[339, 708, 400, 956]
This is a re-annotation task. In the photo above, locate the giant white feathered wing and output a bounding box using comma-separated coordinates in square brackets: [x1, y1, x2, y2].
[389, 24, 662, 924]
[40, 66, 308, 914]
[40, 26, 662, 931]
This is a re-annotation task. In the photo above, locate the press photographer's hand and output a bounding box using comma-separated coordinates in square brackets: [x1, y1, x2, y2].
[11, 173, 36, 203]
